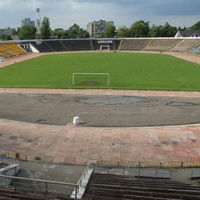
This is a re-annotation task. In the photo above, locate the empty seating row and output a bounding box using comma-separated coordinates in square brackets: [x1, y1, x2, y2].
[28, 40, 93, 52]
[62, 40, 92, 51]
[119, 38, 200, 52]
[0, 51, 9, 58]
[84, 173, 200, 200]
[17, 38, 200, 53]
[120, 39, 151, 51]
[143, 39, 182, 51]
[171, 39, 200, 52]
[0, 42, 26, 58]
[23, 39, 122, 53]
[29, 41, 54, 52]
[0, 188, 76, 200]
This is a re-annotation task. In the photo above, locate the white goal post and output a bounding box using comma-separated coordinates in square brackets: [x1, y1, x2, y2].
[100, 45, 110, 51]
[72, 73, 110, 86]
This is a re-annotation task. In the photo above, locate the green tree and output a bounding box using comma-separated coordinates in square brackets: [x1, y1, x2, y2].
[149, 23, 177, 37]
[11, 29, 17, 36]
[18, 26, 36, 40]
[41, 17, 51, 39]
[156, 22, 178, 37]
[61, 30, 69, 39]
[0, 34, 12, 40]
[190, 21, 200, 30]
[159, 22, 177, 37]
[117, 26, 131, 37]
[68, 24, 79, 38]
[53, 28, 64, 38]
[68, 24, 89, 38]
[101, 24, 116, 38]
[130, 20, 150, 37]
[148, 25, 161, 37]
[80, 29, 90, 38]
[177, 26, 187, 31]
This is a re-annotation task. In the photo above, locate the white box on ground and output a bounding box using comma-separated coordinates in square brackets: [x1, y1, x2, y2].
[73, 116, 80, 124]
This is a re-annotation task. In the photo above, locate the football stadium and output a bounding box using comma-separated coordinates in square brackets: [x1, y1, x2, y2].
[0, 38, 200, 199]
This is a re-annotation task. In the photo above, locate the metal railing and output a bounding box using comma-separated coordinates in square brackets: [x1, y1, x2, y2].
[93, 165, 173, 180]
[71, 164, 93, 199]
[1, 161, 198, 198]
[77, 164, 93, 191]
[189, 169, 200, 180]
[0, 174, 77, 198]
[0, 163, 94, 199]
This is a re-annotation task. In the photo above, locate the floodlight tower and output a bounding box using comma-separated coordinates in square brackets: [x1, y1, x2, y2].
[35, 8, 42, 44]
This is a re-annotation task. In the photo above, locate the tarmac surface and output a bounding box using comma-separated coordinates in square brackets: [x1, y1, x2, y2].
[0, 88, 200, 167]
[1, 92, 200, 127]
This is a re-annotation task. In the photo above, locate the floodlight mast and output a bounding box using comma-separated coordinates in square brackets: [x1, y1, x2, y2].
[36, 8, 42, 44]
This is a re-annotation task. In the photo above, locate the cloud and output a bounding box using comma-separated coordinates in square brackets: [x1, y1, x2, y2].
[150, 0, 200, 16]
[0, 0, 199, 30]
[74, 0, 145, 5]
[74, 0, 200, 15]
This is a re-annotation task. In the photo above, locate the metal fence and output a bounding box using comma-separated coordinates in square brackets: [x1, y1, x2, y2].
[93, 165, 173, 180]
[0, 160, 199, 198]
[0, 164, 93, 199]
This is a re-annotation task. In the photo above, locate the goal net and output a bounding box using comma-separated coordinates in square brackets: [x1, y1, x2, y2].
[72, 73, 110, 87]
[100, 45, 110, 51]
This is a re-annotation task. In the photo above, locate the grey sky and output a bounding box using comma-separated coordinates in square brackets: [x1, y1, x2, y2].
[0, 0, 199, 30]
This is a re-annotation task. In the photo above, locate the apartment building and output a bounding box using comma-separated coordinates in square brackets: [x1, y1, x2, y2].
[21, 18, 35, 27]
[0, 27, 15, 35]
[87, 20, 114, 38]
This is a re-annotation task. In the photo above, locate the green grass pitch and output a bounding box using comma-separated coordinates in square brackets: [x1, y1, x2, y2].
[0, 52, 200, 91]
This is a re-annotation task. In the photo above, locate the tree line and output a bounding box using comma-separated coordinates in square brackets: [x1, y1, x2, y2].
[1, 17, 200, 40]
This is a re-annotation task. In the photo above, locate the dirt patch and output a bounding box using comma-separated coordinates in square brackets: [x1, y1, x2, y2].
[0, 53, 43, 68]
[166, 52, 200, 64]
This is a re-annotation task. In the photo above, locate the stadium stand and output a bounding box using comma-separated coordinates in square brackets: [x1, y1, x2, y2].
[143, 39, 182, 51]
[44, 40, 68, 51]
[27, 39, 93, 52]
[0, 51, 9, 58]
[62, 39, 92, 51]
[113, 39, 121, 50]
[91, 40, 99, 50]
[171, 38, 200, 52]
[84, 173, 200, 200]
[119, 39, 151, 51]
[91, 39, 121, 51]
[0, 42, 26, 58]
[29, 41, 54, 52]
[0, 188, 76, 200]
[15, 38, 200, 54]
[23, 39, 122, 52]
